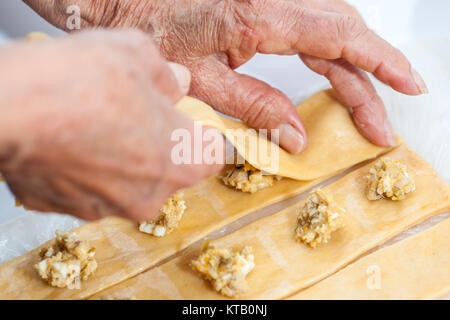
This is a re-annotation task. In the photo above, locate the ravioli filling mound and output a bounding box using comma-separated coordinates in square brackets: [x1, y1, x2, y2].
[295, 189, 345, 248]
[35, 231, 97, 289]
[366, 157, 415, 201]
[222, 162, 281, 193]
[191, 242, 255, 298]
[139, 191, 186, 237]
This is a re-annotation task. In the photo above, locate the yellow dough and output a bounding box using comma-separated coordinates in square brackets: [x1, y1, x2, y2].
[0, 90, 392, 299]
[289, 218, 450, 300]
[90, 145, 450, 300]
[175, 90, 393, 180]
[25, 32, 52, 42]
[0, 174, 326, 299]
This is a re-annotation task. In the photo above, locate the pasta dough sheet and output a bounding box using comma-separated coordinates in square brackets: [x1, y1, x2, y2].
[288, 218, 450, 300]
[176, 90, 392, 180]
[90, 145, 450, 300]
[0, 89, 392, 300]
[0, 172, 327, 300]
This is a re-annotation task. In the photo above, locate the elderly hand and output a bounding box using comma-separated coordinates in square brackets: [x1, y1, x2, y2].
[0, 29, 222, 221]
[25, 0, 427, 153]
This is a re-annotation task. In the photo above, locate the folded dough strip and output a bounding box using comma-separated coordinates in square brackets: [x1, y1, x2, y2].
[288, 217, 450, 300]
[175, 90, 392, 180]
[0, 90, 392, 300]
[90, 145, 450, 300]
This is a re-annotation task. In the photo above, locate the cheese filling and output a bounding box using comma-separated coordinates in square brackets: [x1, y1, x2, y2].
[35, 231, 97, 289]
[295, 189, 345, 248]
[191, 242, 255, 298]
[222, 162, 281, 193]
[139, 192, 186, 237]
[366, 157, 415, 201]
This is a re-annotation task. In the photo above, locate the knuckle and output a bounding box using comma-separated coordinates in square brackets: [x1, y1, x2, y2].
[286, 5, 307, 32]
[336, 15, 368, 41]
[226, 0, 264, 46]
[241, 90, 280, 128]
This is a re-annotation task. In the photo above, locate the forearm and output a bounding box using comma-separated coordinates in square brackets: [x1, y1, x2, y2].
[23, 0, 80, 31]
[22, 0, 155, 32]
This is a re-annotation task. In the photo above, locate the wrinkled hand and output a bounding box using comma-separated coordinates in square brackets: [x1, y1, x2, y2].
[25, 0, 428, 152]
[0, 30, 222, 221]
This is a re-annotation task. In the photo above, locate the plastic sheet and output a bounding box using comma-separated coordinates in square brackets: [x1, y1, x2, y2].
[0, 213, 83, 264]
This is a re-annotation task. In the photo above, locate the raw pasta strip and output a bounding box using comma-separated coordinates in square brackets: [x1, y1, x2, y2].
[0, 91, 392, 300]
[0, 172, 329, 300]
[175, 90, 393, 180]
[90, 145, 450, 300]
[288, 218, 450, 300]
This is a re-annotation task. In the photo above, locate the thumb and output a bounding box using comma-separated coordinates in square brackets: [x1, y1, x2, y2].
[188, 56, 307, 154]
[167, 62, 192, 98]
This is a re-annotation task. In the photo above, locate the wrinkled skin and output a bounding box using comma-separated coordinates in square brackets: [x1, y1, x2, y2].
[0, 30, 222, 221]
[26, 0, 428, 153]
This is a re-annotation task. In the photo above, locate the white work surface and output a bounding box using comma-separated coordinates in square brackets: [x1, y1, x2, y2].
[0, 0, 449, 299]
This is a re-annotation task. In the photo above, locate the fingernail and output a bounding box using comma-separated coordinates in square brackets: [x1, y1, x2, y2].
[411, 68, 428, 94]
[384, 119, 397, 147]
[168, 62, 191, 94]
[278, 123, 305, 154]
